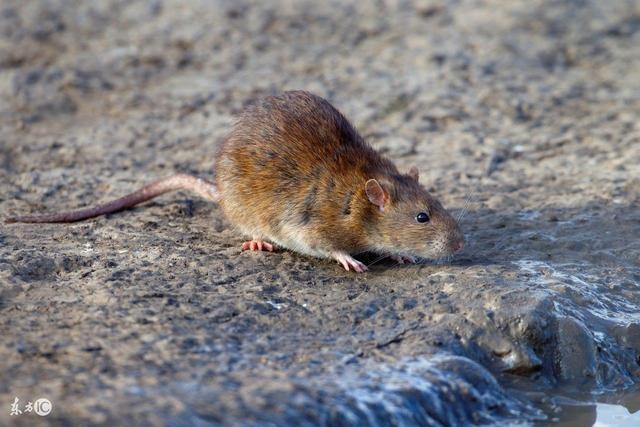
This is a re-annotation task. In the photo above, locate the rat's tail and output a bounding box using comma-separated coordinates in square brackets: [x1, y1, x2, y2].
[6, 174, 220, 223]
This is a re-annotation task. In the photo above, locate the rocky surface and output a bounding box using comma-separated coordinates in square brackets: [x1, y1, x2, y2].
[1, 0, 639, 425]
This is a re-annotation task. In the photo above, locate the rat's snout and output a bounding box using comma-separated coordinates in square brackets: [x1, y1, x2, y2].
[448, 225, 465, 254]
[452, 238, 464, 253]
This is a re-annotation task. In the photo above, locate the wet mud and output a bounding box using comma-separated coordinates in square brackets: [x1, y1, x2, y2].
[1, 0, 639, 425]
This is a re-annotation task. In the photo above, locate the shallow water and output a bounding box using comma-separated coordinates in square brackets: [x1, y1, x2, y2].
[538, 389, 640, 427]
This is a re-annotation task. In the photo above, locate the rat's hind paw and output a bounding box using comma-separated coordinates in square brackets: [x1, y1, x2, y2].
[332, 252, 368, 273]
[241, 239, 275, 252]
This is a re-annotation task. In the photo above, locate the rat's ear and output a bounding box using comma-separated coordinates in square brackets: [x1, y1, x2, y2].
[408, 166, 419, 181]
[365, 179, 389, 212]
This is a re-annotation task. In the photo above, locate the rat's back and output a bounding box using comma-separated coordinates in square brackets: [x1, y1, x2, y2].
[215, 91, 393, 257]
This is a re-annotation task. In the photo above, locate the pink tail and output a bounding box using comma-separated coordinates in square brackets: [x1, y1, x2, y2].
[6, 174, 219, 223]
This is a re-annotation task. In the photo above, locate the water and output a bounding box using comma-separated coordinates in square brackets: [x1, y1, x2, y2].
[591, 402, 640, 427]
[538, 389, 640, 427]
[511, 259, 640, 426]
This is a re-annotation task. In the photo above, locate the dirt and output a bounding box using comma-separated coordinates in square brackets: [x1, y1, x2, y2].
[1, 0, 639, 425]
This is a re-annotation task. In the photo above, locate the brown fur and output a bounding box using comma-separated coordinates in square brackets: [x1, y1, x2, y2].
[215, 91, 463, 259]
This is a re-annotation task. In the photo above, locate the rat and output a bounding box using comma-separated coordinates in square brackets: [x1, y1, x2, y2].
[6, 91, 464, 272]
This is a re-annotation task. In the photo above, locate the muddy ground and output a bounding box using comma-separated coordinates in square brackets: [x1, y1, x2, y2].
[1, 0, 639, 425]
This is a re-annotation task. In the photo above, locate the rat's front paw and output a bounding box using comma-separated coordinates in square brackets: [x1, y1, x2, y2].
[332, 252, 368, 273]
[388, 254, 417, 264]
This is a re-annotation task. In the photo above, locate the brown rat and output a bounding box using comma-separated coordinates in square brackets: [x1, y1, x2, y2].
[6, 90, 464, 272]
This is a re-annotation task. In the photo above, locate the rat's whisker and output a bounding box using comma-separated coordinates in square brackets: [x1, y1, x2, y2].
[457, 190, 477, 223]
[367, 254, 389, 267]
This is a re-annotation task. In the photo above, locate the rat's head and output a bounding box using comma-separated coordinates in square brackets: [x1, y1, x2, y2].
[362, 168, 464, 260]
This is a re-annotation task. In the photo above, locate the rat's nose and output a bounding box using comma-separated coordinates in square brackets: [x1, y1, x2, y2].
[452, 239, 464, 252]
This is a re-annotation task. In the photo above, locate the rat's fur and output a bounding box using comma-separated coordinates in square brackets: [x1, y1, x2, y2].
[7, 91, 463, 272]
[216, 91, 463, 269]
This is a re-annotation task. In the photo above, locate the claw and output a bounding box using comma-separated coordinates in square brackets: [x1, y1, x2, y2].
[389, 254, 417, 264]
[332, 252, 368, 273]
[242, 239, 275, 252]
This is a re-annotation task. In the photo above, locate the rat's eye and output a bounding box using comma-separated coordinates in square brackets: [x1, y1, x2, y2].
[416, 212, 430, 223]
